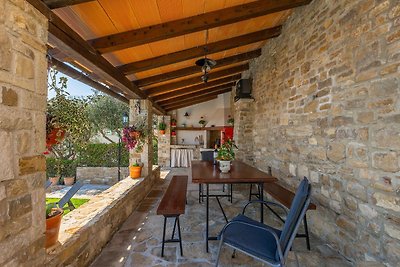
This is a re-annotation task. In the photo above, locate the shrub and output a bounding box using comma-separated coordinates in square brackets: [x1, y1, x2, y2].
[76, 143, 129, 167]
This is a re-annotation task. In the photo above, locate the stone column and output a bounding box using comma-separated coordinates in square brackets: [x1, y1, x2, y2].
[157, 115, 171, 167]
[0, 1, 48, 266]
[233, 99, 255, 164]
[129, 99, 153, 177]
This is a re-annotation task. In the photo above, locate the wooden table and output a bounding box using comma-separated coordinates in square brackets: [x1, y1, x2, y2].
[190, 160, 277, 252]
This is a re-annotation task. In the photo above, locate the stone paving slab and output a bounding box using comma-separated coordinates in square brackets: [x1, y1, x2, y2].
[91, 168, 353, 267]
[46, 184, 111, 199]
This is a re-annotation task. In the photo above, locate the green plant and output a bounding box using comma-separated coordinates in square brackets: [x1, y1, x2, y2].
[227, 115, 234, 125]
[76, 143, 129, 167]
[217, 139, 237, 161]
[46, 203, 61, 219]
[171, 118, 177, 124]
[158, 122, 166, 131]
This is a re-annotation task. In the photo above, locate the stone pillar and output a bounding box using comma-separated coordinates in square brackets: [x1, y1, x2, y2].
[0, 1, 48, 266]
[129, 99, 153, 177]
[233, 99, 255, 164]
[157, 115, 171, 167]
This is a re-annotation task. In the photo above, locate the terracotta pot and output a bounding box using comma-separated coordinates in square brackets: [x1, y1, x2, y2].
[63, 177, 75, 186]
[159, 130, 165, 135]
[45, 209, 63, 248]
[129, 166, 142, 179]
[49, 176, 60, 186]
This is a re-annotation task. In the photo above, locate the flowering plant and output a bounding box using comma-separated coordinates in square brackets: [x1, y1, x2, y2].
[122, 125, 146, 152]
[217, 139, 237, 161]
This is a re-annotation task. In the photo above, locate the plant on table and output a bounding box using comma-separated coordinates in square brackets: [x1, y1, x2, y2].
[216, 139, 237, 173]
[227, 115, 234, 126]
[199, 116, 207, 127]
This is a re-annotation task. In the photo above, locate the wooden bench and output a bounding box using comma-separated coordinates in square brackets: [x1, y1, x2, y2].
[156, 175, 188, 257]
[249, 181, 316, 250]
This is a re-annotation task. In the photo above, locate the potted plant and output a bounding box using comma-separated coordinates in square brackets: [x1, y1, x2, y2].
[45, 204, 63, 248]
[122, 124, 146, 153]
[227, 115, 234, 126]
[171, 118, 177, 127]
[158, 121, 166, 135]
[62, 160, 75, 186]
[129, 161, 143, 179]
[216, 139, 236, 173]
[171, 130, 176, 136]
[199, 117, 206, 127]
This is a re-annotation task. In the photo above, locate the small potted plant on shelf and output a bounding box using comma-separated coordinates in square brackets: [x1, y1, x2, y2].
[227, 115, 234, 126]
[216, 139, 237, 173]
[199, 117, 206, 127]
[129, 161, 143, 179]
[158, 121, 166, 135]
[171, 130, 176, 136]
[171, 118, 177, 127]
[45, 203, 63, 248]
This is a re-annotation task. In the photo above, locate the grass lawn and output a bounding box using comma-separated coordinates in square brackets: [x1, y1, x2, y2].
[46, 198, 89, 215]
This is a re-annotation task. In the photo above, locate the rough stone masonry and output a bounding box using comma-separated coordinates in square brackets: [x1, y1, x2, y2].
[0, 0, 48, 266]
[234, 0, 400, 266]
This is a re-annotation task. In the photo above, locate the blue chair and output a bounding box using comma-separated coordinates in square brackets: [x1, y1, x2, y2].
[216, 177, 311, 267]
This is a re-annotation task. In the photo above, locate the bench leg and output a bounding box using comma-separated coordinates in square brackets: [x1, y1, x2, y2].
[161, 216, 167, 257]
[304, 214, 311, 250]
[177, 216, 183, 256]
[171, 217, 177, 239]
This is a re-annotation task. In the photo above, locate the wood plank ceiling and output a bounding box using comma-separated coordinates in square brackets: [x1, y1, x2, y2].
[38, 0, 312, 113]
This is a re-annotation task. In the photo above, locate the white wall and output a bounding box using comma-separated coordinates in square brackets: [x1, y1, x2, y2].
[170, 92, 232, 145]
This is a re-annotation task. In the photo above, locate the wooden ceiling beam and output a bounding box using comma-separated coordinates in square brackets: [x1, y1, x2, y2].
[144, 64, 248, 95]
[160, 88, 232, 107]
[153, 83, 235, 103]
[119, 27, 281, 75]
[26, 0, 166, 115]
[43, 0, 95, 9]
[164, 96, 219, 112]
[90, 0, 311, 53]
[136, 50, 261, 87]
[149, 74, 241, 98]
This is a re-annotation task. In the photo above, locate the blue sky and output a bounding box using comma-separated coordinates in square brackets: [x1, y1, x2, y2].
[47, 71, 96, 99]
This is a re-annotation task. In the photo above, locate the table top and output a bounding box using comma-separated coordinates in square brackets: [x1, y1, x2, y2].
[191, 160, 277, 184]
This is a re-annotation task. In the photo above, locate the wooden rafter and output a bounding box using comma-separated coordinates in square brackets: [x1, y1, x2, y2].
[90, 0, 311, 53]
[43, 0, 95, 9]
[136, 50, 261, 87]
[159, 88, 232, 107]
[144, 64, 248, 95]
[119, 27, 281, 75]
[164, 96, 219, 111]
[26, 0, 166, 114]
[149, 74, 241, 98]
[153, 83, 235, 103]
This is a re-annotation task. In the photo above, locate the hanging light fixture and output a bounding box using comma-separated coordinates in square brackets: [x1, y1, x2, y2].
[195, 28, 216, 83]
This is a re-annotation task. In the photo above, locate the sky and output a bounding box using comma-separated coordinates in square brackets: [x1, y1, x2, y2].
[47, 71, 96, 99]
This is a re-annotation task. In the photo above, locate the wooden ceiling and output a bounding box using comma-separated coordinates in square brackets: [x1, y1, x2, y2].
[32, 0, 312, 113]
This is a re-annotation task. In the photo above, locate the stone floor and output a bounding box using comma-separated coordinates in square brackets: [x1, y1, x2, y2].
[91, 168, 353, 267]
[46, 184, 110, 199]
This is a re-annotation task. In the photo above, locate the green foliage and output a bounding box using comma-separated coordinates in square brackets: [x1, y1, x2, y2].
[86, 94, 129, 142]
[46, 198, 89, 216]
[217, 139, 236, 161]
[153, 135, 158, 165]
[76, 143, 129, 167]
[46, 158, 77, 177]
[158, 122, 166, 130]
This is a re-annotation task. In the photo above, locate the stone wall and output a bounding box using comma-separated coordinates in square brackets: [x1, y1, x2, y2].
[0, 0, 48, 266]
[76, 167, 129, 185]
[235, 0, 400, 265]
[157, 115, 171, 167]
[45, 167, 161, 266]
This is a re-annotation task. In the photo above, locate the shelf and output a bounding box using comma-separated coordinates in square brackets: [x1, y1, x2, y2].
[175, 126, 228, 131]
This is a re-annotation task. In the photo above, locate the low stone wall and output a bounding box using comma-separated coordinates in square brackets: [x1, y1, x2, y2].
[45, 166, 161, 266]
[76, 167, 129, 185]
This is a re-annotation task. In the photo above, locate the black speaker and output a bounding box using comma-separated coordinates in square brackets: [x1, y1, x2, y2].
[235, 79, 252, 101]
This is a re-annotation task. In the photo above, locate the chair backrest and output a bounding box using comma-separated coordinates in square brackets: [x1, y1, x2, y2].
[201, 151, 214, 161]
[58, 181, 83, 208]
[278, 177, 311, 259]
[45, 180, 52, 189]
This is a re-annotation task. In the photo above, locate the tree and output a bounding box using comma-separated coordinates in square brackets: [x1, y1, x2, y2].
[87, 93, 129, 143]
[47, 68, 91, 177]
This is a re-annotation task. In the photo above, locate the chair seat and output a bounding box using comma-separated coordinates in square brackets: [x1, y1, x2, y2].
[219, 214, 281, 264]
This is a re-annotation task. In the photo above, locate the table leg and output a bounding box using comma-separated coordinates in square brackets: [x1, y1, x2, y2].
[260, 182, 264, 224]
[206, 184, 209, 253]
